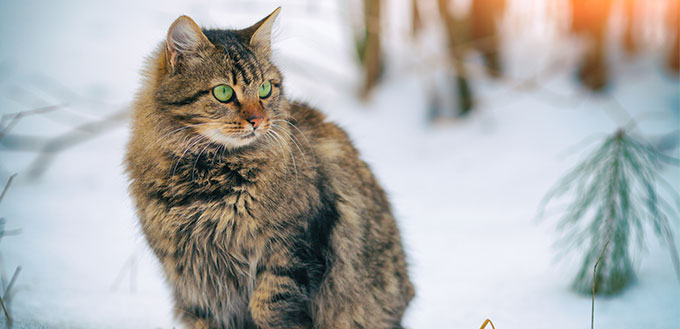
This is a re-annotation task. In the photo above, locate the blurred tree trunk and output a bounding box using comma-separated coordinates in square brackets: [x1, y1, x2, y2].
[411, 0, 422, 37]
[667, 0, 680, 75]
[570, 0, 612, 91]
[438, 0, 473, 115]
[360, 0, 382, 100]
[471, 0, 506, 77]
[622, 0, 638, 55]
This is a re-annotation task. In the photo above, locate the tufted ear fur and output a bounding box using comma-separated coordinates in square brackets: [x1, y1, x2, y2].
[242, 7, 281, 58]
[166, 15, 213, 69]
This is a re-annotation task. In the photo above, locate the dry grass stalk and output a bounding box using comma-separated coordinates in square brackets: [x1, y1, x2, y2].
[591, 240, 610, 329]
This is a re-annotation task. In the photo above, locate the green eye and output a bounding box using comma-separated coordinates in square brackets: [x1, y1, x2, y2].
[213, 84, 234, 102]
[258, 81, 272, 99]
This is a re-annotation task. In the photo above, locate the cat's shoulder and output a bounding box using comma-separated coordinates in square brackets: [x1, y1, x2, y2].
[287, 101, 351, 142]
[287, 101, 360, 161]
[287, 101, 326, 126]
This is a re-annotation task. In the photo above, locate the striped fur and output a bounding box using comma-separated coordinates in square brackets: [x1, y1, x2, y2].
[125, 10, 413, 329]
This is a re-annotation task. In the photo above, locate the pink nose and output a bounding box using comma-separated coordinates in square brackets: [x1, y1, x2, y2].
[247, 116, 263, 129]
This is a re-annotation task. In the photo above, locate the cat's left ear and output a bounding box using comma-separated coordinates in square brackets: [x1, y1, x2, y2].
[166, 15, 213, 69]
[243, 7, 281, 58]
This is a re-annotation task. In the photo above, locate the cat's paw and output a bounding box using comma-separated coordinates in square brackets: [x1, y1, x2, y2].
[192, 319, 210, 329]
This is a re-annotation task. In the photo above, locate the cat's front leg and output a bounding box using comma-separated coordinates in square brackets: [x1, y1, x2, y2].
[175, 304, 215, 329]
[249, 267, 313, 329]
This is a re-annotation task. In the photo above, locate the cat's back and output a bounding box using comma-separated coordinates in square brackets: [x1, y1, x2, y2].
[286, 101, 364, 175]
[286, 101, 415, 328]
[288, 101, 391, 203]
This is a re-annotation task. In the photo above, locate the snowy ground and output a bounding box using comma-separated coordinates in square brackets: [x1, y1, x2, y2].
[1, 0, 679, 328]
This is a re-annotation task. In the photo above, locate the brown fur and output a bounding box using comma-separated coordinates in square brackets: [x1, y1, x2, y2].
[125, 9, 413, 329]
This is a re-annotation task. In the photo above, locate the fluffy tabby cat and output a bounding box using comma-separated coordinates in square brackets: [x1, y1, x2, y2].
[125, 8, 414, 329]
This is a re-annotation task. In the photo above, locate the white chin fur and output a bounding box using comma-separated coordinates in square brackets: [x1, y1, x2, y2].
[202, 128, 257, 149]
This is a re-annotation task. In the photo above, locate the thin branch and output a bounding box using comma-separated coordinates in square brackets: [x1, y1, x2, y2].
[592, 240, 610, 329]
[0, 294, 10, 328]
[0, 174, 17, 205]
[111, 252, 137, 293]
[23, 109, 128, 178]
[0, 229, 20, 237]
[3, 267, 20, 301]
[0, 105, 63, 142]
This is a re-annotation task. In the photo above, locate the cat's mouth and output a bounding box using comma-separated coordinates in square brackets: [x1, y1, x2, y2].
[239, 132, 256, 139]
[196, 127, 263, 149]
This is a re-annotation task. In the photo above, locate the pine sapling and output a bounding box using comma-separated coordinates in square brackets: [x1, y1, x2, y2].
[540, 129, 680, 295]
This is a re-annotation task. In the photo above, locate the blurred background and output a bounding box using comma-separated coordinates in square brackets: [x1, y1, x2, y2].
[0, 0, 678, 328]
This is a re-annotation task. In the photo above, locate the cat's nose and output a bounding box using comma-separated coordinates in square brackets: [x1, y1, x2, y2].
[247, 116, 264, 129]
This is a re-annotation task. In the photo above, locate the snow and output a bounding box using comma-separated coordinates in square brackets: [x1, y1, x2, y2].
[1, 0, 678, 328]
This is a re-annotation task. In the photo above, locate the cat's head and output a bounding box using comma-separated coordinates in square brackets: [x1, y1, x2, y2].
[152, 8, 283, 149]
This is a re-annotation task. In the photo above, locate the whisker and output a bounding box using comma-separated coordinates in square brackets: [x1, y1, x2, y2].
[266, 131, 290, 174]
[269, 129, 298, 181]
[172, 135, 206, 179]
[265, 131, 287, 166]
[270, 119, 312, 149]
[212, 144, 223, 164]
[169, 134, 197, 167]
[283, 119, 312, 148]
[145, 122, 217, 152]
[271, 124, 308, 166]
[192, 141, 212, 181]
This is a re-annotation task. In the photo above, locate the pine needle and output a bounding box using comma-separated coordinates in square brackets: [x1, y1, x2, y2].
[540, 129, 680, 295]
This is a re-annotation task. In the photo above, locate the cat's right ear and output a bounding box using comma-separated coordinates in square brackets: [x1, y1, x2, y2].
[165, 16, 213, 69]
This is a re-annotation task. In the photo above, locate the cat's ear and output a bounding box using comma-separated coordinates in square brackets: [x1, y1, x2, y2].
[165, 16, 213, 69]
[243, 7, 281, 58]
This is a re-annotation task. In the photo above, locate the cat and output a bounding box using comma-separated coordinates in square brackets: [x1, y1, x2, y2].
[125, 8, 414, 329]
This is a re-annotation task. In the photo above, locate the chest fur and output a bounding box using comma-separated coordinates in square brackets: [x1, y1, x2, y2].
[143, 178, 263, 326]
[134, 147, 318, 317]
[138, 156, 270, 289]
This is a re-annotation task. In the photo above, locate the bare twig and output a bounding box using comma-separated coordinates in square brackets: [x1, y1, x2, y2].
[19, 109, 128, 178]
[111, 252, 138, 293]
[0, 229, 20, 237]
[0, 217, 22, 245]
[0, 105, 63, 142]
[0, 294, 10, 328]
[3, 266, 21, 302]
[130, 253, 136, 293]
[0, 174, 17, 205]
[0, 134, 51, 152]
[592, 240, 610, 329]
